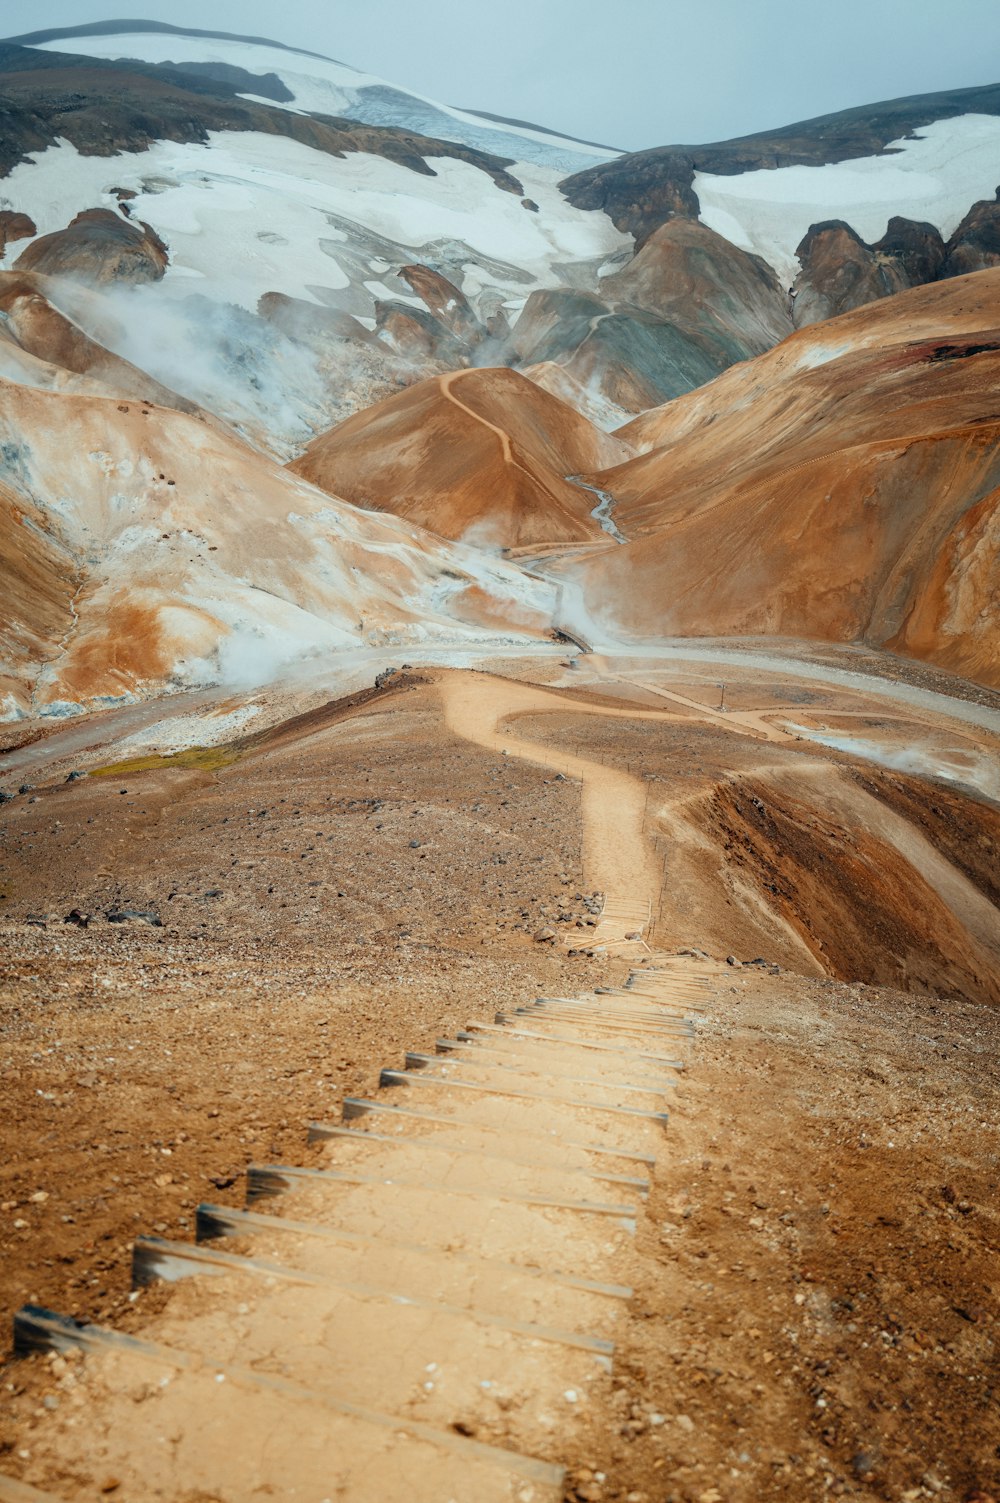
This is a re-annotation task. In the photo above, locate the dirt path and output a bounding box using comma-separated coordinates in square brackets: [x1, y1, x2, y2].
[589, 645, 1000, 733]
[439, 370, 520, 469]
[437, 671, 662, 934]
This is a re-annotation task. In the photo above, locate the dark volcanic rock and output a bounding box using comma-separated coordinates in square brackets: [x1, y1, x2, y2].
[792, 205, 996, 326]
[793, 220, 909, 326]
[14, 208, 169, 285]
[601, 219, 789, 354]
[374, 301, 470, 365]
[507, 220, 791, 413]
[258, 292, 380, 348]
[397, 265, 485, 348]
[0, 208, 35, 256]
[561, 82, 1000, 245]
[940, 189, 1000, 279]
[874, 216, 946, 284]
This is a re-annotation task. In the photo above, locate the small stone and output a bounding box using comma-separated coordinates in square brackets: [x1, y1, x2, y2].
[534, 927, 556, 943]
[676, 1414, 695, 1433]
[29, 1190, 49, 1204]
[100, 1479, 121, 1493]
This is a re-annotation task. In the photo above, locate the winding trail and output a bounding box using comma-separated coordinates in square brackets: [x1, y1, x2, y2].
[436, 372, 608, 540]
[439, 370, 521, 470]
[438, 671, 659, 942]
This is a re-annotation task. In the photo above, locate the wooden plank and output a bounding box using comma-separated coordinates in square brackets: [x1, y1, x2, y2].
[378, 1068, 670, 1124]
[403, 1050, 673, 1101]
[340, 1098, 657, 1164]
[194, 1202, 634, 1299]
[442, 1034, 680, 1087]
[11, 1306, 564, 1490]
[307, 1122, 648, 1190]
[246, 1162, 639, 1220]
[486, 1019, 685, 1067]
[131, 1238, 614, 1355]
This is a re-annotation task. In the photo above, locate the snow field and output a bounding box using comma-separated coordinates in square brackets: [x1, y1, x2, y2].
[695, 115, 1000, 285]
[31, 31, 618, 168]
[2, 135, 629, 312]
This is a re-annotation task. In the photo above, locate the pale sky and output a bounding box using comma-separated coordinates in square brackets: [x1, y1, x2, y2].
[5, 0, 1000, 151]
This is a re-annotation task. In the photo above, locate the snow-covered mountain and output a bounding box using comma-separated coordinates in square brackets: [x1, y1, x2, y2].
[10, 20, 622, 172]
[2, 22, 1000, 716]
[3, 23, 628, 316]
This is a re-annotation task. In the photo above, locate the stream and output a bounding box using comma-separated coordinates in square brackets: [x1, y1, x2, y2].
[566, 474, 627, 543]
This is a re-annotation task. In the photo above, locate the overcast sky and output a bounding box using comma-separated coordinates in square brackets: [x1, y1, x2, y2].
[7, 0, 1000, 150]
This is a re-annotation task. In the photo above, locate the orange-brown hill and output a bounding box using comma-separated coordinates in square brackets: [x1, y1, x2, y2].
[290, 367, 633, 548]
[567, 270, 1000, 687]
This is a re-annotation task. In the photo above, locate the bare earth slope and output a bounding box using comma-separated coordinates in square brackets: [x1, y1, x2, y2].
[0, 379, 557, 717]
[567, 270, 1000, 686]
[0, 657, 997, 1499]
[507, 220, 793, 419]
[291, 366, 633, 547]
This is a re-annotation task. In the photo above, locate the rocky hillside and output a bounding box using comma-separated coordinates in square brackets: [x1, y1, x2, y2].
[564, 271, 1000, 686]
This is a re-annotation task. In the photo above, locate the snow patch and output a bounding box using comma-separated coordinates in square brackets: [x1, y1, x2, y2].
[30, 31, 618, 170]
[696, 115, 1000, 285]
[4, 137, 629, 312]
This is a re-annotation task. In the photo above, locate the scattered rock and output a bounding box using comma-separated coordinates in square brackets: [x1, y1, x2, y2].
[63, 909, 91, 928]
[534, 927, 557, 943]
[65, 770, 85, 783]
[106, 909, 163, 927]
[851, 1451, 878, 1480]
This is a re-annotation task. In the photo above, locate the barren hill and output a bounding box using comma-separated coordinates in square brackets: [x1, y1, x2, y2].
[291, 367, 633, 547]
[0, 378, 557, 718]
[566, 271, 1000, 685]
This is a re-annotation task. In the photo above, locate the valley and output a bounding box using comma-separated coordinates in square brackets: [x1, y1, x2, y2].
[0, 13, 998, 1503]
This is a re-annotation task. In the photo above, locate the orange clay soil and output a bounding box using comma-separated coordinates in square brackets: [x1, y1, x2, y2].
[290, 365, 633, 547]
[566, 270, 1000, 686]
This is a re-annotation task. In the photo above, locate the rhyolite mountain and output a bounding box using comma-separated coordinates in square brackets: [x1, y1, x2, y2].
[1, 19, 1000, 715]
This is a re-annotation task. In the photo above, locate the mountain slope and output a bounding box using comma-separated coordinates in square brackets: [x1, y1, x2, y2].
[10, 21, 618, 172]
[564, 270, 1000, 685]
[506, 219, 792, 418]
[0, 378, 557, 719]
[291, 367, 632, 547]
[561, 82, 1000, 248]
